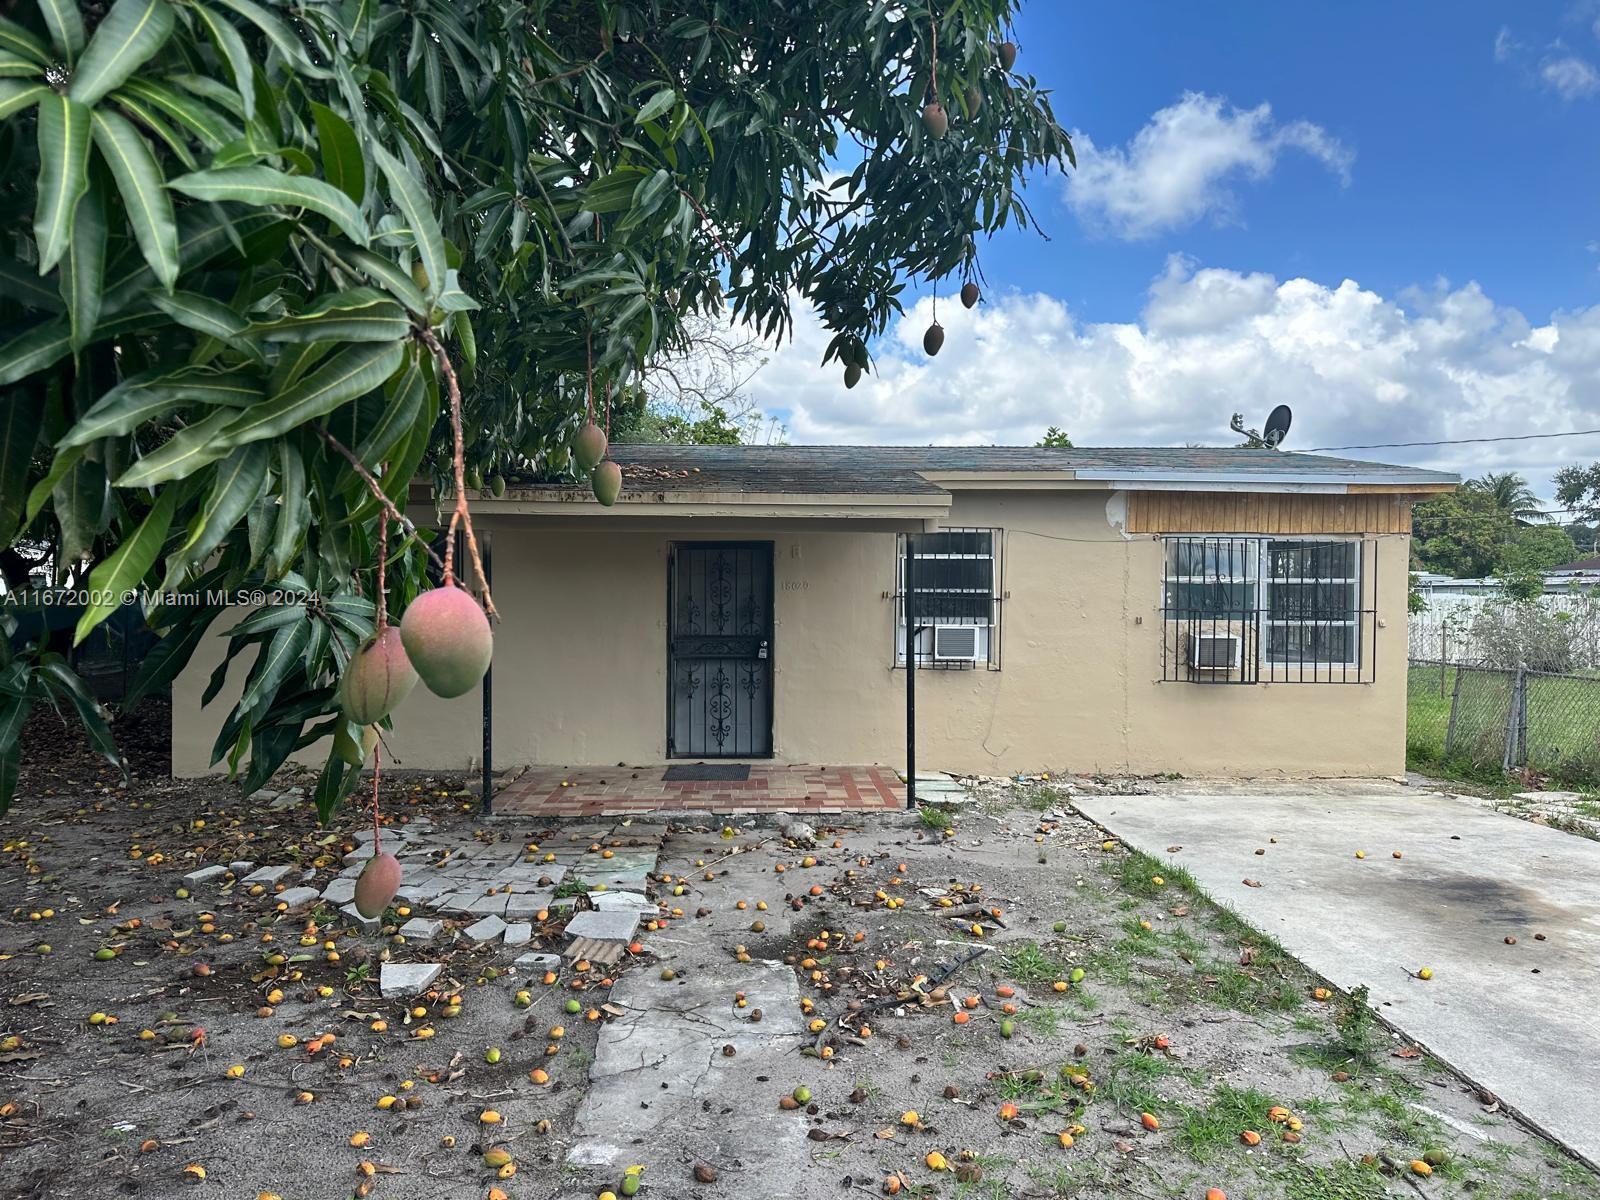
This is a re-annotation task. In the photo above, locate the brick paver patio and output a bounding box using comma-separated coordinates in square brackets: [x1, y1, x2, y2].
[492, 764, 906, 817]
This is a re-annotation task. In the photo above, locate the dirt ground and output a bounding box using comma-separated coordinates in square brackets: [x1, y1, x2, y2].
[2, 705, 1598, 1200]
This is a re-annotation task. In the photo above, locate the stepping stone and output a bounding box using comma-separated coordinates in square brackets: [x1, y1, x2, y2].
[468, 894, 510, 915]
[514, 951, 562, 970]
[342, 846, 376, 864]
[380, 963, 442, 998]
[183, 865, 231, 887]
[503, 922, 533, 947]
[436, 892, 482, 915]
[341, 903, 380, 935]
[228, 860, 254, 874]
[243, 864, 293, 886]
[505, 893, 552, 918]
[589, 890, 655, 914]
[275, 886, 321, 909]
[563, 909, 639, 943]
[398, 917, 444, 943]
[465, 914, 507, 943]
[568, 960, 806, 1174]
[322, 878, 357, 905]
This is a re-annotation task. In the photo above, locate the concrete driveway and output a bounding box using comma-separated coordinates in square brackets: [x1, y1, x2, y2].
[1071, 780, 1600, 1168]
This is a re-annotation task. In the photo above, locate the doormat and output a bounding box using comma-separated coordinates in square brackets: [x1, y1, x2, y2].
[663, 764, 752, 782]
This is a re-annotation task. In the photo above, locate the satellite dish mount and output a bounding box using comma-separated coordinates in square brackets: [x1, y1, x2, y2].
[1230, 405, 1293, 450]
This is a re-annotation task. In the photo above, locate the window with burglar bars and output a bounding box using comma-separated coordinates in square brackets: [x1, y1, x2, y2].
[894, 529, 1002, 669]
[1160, 536, 1378, 683]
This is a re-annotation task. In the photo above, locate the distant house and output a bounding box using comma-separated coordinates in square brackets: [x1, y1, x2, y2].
[1545, 557, 1600, 584]
[172, 445, 1457, 780]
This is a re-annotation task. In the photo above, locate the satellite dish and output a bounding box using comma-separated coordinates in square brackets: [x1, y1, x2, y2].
[1263, 404, 1292, 449]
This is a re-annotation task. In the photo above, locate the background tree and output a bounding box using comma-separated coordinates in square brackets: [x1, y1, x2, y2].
[1555, 462, 1600, 526]
[1463, 471, 1544, 523]
[0, 0, 1070, 813]
[1413, 490, 1515, 578]
[1036, 426, 1073, 448]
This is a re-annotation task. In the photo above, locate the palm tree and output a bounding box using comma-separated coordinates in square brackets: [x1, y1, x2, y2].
[1465, 472, 1545, 523]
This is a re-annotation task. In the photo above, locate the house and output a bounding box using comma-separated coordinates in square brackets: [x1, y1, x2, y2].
[170, 445, 1457, 780]
[1545, 556, 1600, 585]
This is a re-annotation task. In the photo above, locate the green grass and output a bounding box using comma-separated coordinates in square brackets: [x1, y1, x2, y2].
[1265, 1161, 1390, 1200]
[998, 942, 1067, 988]
[1174, 1084, 1279, 1161]
[918, 804, 953, 830]
[1098, 1050, 1175, 1118]
[1407, 663, 1600, 786]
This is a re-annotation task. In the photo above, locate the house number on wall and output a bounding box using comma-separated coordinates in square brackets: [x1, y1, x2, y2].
[781, 580, 809, 591]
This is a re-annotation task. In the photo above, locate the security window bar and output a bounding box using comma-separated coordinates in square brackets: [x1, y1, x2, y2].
[894, 529, 1001, 669]
[1160, 536, 1377, 684]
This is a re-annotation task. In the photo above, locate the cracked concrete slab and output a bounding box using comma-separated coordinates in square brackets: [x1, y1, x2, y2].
[568, 960, 808, 1181]
[1073, 780, 1600, 1170]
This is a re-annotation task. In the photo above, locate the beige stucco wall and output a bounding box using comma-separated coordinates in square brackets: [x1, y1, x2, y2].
[171, 490, 1411, 779]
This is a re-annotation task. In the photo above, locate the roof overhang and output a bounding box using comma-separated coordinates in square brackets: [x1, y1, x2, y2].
[918, 469, 1454, 495]
[412, 488, 952, 525]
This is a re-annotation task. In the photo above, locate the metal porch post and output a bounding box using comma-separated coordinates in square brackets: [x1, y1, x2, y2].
[905, 533, 916, 808]
[480, 530, 493, 815]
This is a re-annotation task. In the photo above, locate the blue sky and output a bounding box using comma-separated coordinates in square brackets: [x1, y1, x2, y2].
[1003, 1, 1600, 323]
[749, 2, 1600, 502]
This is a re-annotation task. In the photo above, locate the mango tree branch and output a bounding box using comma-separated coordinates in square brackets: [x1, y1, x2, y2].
[313, 426, 445, 577]
[415, 325, 498, 618]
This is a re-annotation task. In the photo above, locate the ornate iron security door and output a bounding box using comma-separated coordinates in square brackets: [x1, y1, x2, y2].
[668, 542, 774, 758]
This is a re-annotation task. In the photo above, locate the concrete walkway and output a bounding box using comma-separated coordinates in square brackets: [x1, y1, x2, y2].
[1072, 780, 1600, 1169]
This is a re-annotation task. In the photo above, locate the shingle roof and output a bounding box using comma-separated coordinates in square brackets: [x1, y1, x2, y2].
[520, 444, 1458, 495]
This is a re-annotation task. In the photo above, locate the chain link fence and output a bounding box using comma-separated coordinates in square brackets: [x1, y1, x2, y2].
[1408, 658, 1600, 784]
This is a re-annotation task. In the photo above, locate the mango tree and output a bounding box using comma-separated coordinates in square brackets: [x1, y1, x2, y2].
[0, 0, 1071, 815]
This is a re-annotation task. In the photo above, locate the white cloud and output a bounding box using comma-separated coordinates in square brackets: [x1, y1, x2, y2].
[1495, 23, 1600, 99]
[1063, 93, 1353, 240]
[742, 260, 1600, 490]
[1541, 53, 1600, 98]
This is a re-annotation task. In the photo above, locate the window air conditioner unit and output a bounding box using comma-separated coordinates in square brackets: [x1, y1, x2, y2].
[932, 624, 981, 662]
[1188, 633, 1241, 670]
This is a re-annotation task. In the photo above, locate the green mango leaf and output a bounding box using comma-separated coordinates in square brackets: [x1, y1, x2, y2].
[37, 657, 126, 781]
[25, 445, 85, 525]
[0, 79, 47, 119]
[38, 0, 86, 63]
[91, 109, 179, 290]
[0, 694, 34, 814]
[0, 318, 72, 388]
[0, 396, 42, 545]
[64, 178, 106, 352]
[53, 454, 110, 564]
[312, 101, 364, 205]
[150, 289, 259, 357]
[238, 613, 310, 720]
[74, 487, 177, 645]
[170, 441, 270, 569]
[268, 439, 307, 578]
[0, 16, 52, 64]
[312, 748, 358, 823]
[168, 164, 368, 245]
[115, 77, 240, 149]
[218, 340, 404, 449]
[192, 4, 254, 120]
[253, 288, 408, 343]
[344, 247, 427, 315]
[634, 86, 676, 126]
[69, 0, 174, 107]
[354, 357, 423, 467]
[33, 94, 93, 275]
[371, 143, 445, 300]
[115, 407, 236, 487]
[208, 0, 328, 78]
[61, 368, 262, 449]
[0, 257, 62, 312]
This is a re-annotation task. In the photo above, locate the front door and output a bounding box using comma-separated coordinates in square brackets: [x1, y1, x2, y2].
[667, 542, 773, 757]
